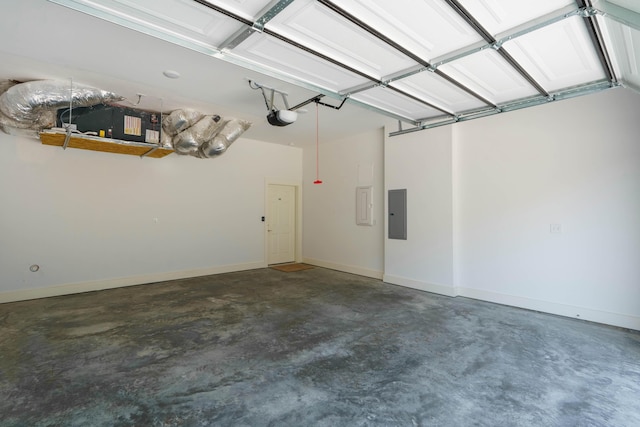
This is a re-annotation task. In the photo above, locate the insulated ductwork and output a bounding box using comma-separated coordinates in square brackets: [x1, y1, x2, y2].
[0, 79, 17, 95]
[163, 109, 251, 158]
[0, 80, 19, 135]
[0, 79, 123, 134]
[162, 108, 204, 137]
[171, 114, 223, 155]
[199, 119, 251, 158]
[0, 80, 250, 159]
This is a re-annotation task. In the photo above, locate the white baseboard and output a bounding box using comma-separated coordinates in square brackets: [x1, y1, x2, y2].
[0, 261, 266, 304]
[383, 274, 458, 297]
[4, 262, 637, 331]
[381, 275, 639, 330]
[303, 258, 383, 279]
[457, 286, 640, 331]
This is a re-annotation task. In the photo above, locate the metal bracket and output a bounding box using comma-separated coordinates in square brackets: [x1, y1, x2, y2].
[289, 93, 348, 111]
[432, 5, 580, 67]
[254, 0, 294, 31]
[62, 126, 72, 150]
[315, 96, 348, 110]
[593, 0, 640, 32]
[249, 80, 293, 111]
[220, 0, 294, 49]
[63, 77, 73, 150]
[580, 7, 598, 18]
[389, 80, 615, 137]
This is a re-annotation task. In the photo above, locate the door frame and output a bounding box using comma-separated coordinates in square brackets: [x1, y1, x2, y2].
[265, 178, 302, 265]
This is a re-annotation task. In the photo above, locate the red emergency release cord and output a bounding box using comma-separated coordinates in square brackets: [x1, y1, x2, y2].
[313, 101, 322, 184]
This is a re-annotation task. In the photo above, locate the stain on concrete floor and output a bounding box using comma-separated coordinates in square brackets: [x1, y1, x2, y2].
[1, 267, 639, 426]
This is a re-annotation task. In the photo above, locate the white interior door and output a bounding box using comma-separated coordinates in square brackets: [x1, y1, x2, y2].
[267, 184, 296, 265]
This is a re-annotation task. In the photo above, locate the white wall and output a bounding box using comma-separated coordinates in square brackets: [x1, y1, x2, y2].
[384, 88, 640, 330]
[302, 127, 384, 278]
[4, 89, 638, 331]
[0, 132, 301, 301]
[455, 89, 640, 329]
[384, 125, 455, 296]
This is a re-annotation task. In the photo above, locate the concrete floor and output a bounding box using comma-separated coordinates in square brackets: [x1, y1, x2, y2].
[1, 267, 639, 426]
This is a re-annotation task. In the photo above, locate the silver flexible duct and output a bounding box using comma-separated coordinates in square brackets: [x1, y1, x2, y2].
[199, 119, 251, 158]
[0, 79, 18, 95]
[0, 80, 21, 134]
[162, 108, 204, 137]
[0, 80, 250, 158]
[173, 115, 223, 155]
[0, 80, 123, 134]
[163, 109, 251, 158]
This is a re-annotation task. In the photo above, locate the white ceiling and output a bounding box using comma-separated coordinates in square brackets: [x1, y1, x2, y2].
[0, 0, 639, 146]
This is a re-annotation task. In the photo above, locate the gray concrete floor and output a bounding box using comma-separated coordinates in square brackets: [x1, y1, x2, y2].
[1, 267, 639, 426]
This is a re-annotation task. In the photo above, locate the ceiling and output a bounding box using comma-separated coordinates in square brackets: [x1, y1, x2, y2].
[1, 0, 639, 146]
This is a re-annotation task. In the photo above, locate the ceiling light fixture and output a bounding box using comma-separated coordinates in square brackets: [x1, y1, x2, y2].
[163, 70, 181, 79]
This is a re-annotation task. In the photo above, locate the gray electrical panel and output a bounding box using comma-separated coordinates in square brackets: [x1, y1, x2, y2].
[388, 189, 407, 240]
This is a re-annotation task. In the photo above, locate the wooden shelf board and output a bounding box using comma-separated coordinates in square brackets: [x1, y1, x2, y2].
[39, 131, 174, 158]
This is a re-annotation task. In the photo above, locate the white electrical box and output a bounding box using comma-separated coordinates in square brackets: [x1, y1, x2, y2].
[356, 186, 373, 226]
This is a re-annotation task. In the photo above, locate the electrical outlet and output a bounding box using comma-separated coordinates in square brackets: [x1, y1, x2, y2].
[550, 223, 562, 233]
